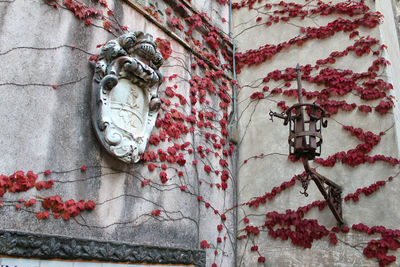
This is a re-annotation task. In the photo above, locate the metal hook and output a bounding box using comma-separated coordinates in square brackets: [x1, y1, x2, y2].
[297, 174, 310, 198]
[269, 110, 274, 122]
[300, 190, 309, 197]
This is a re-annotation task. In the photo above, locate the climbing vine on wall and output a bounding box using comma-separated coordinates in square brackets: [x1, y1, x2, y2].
[1, 0, 236, 266]
[230, 0, 400, 266]
[1, 0, 400, 266]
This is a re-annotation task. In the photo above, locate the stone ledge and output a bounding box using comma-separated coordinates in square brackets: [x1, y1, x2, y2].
[0, 229, 205, 267]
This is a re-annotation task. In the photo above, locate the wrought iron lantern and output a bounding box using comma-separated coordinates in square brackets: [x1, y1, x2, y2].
[269, 64, 344, 225]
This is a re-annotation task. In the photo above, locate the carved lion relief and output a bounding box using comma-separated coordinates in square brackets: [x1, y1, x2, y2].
[91, 32, 164, 163]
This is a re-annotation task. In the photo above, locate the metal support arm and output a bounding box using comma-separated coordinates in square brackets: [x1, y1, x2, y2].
[302, 159, 344, 225]
[269, 63, 344, 226]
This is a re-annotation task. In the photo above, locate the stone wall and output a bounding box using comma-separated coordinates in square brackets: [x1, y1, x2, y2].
[0, 0, 235, 266]
[233, 0, 400, 266]
[3, 0, 400, 266]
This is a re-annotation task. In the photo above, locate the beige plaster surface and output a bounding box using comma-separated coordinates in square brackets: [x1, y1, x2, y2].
[234, 0, 400, 266]
[0, 0, 235, 266]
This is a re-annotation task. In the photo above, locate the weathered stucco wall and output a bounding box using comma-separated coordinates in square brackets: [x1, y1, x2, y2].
[0, 0, 235, 266]
[234, 0, 400, 266]
[4, 0, 400, 266]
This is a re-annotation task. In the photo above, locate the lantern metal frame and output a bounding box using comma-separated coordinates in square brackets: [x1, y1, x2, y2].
[281, 102, 327, 160]
[269, 64, 344, 225]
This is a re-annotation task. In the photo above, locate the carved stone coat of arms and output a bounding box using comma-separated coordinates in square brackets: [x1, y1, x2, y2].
[91, 32, 164, 163]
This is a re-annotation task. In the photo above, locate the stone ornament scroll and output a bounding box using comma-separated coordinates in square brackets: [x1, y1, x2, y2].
[92, 31, 164, 163]
[0, 229, 206, 266]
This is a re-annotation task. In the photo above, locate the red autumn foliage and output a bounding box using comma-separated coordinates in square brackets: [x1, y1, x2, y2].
[152, 209, 161, 216]
[40, 195, 96, 220]
[156, 38, 172, 60]
[200, 240, 210, 248]
[26, 1, 400, 265]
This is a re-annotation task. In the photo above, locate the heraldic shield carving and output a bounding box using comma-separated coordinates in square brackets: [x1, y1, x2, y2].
[91, 32, 164, 163]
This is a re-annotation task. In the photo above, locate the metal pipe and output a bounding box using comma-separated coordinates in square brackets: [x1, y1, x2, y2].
[228, 2, 238, 267]
[229, 0, 237, 125]
[296, 63, 303, 104]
